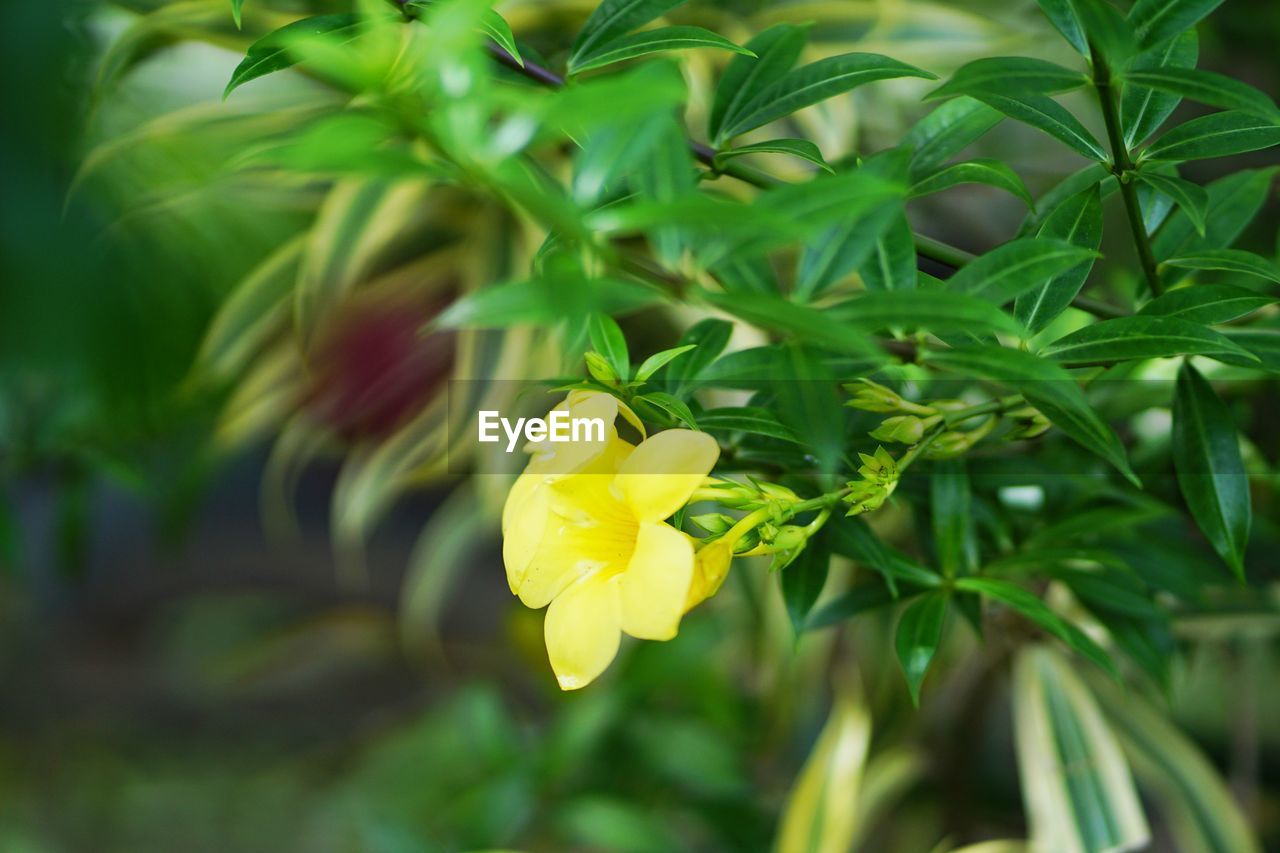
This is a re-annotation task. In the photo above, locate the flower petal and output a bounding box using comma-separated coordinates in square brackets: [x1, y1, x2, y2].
[685, 539, 733, 611]
[544, 570, 621, 690]
[516, 488, 636, 608]
[618, 522, 696, 640]
[614, 429, 720, 523]
[527, 391, 619, 475]
[502, 471, 550, 593]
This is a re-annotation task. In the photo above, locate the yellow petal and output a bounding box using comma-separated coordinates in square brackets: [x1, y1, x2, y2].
[613, 429, 720, 523]
[516, 492, 637, 609]
[527, 391, 620, 475]
[544, 570, 621, 690]
[618, 522, 695, 640]
[685, 539, 733, 611]
[502, 471, 551, 593]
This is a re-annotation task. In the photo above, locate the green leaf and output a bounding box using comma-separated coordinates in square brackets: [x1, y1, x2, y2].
[1036, 0, 1088, 54]
[589, 314, 630, 380]
[1140, 284, 1273, 324]
[1128, 0, 1224, 50]
[1220, 328, 1280, 373]
[1142, 110, 1280, 162]
[569, 26, 752, 74]
[959, 579, 1116, 674]
[635, 344, 696, 382]
[776, 344, 844, 474]
[231, 0, 245, 28]
[828, 515, 944, 590]
[437, 276, 664, 329]
[830, 291, 1025, 337]
[1089, 675, 1263, 853]
[636, 390, 698, 428]
[1124, 67, 1279, 121]
[1042, 316, 1259, 365]
[948, 237, 1099, 305]
[1010, 647, 1147, 852]
[667, 318, 733, 387]
[720, 53, 936, 140]
[697, 407, 801, 443]
[905, 97, 1004, 178]
[924, 346, 1136, 484]
[1015, 185, 1104, 333]
[1122, 30, 1199, 147]
[698, 289, 886, 361]
[910, 158, 1034, 208]
[633, 114, 696, 265]
[895, 593, 949, 706]
[782, 538, 831, 631]
[858, 214, 917, 291]
[928, 56, 1088, 101]
[569, 0, 686, 67]
[931, 459, 976, 578]
[1173, 362, 1251, 579]
[973, 92, 1107, 160]
[224, 14, 363, 98]
[713, 139, 833, 173]
[1152, 167, 1277, 265]
[1135, 172, 1207, 236]
[480, 8, 523, 66]
[795, 202, 901, 300]
[709, 23, 808, 143]
[1163, 248, 1280, 284]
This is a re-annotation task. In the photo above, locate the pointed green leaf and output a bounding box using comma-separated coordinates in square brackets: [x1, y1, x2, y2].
[1163, 248, 1280, 284]
[910, 158, 1034, 207]
[905, 97, 1004, 178]
[634, 344, 696, 382]
[1122, 30, 1199, 147]
[710, 23, 808, 143]
[1015, 185, 1104, 333]
[569, 26, 752, 74]
[636, 390, 698, 428]
[858, 213, 917, 291]
[928, 56, 1088, 101]
[1152, 167, 1277, 266]
[1042, 316, 1258, 364]
[231, 0, 245, 28]
[782, 538, 831, 631]
[697, 289, 886, 360]
[974, 92, 1106, 160]
[895, 592, 949, 706]
[714, 138, 833, 173]
[224, 14, 363, 98]
[1128, 0, 1224, 49]
[1124, 67, 1279, 121]
[589, 314, 630, 380]
[949, 237, 1099, 305]
[480, 8, 523, 66]
[1036, 0, 1087, 54]
[721, 52, 936, 140]
[569, 0, 686, 66]
[1142, 110, 1280, 162]
[697, 407, 801, 443]
[830, 291, 1026, 337]
[1135, 172, 1207, 236]
[1173, 362, 1251, 578]
[437, 276, 663, 329]
[1140, 284, 1274, 324]
[666, 318, 733, 388]
[828, 515, 945, 591]
[960, 580, 1116, 674]
[931, 459, 976, 578]
[795, 202, 901, 300]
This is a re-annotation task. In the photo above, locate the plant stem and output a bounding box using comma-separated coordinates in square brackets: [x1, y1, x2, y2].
[1090, 42, 1163, 297]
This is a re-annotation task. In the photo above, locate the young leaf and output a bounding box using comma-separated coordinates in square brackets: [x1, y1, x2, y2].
[909, 159, 1034, 208]
[1123, 67, 1279, 121]
[589, 314, 630, 380]
[973, 92, 1107, 161]
[634, 344, 696, 382]
[1163, 248, 1280, 284]
[713, 139, 833, 173]
[635, 390, 698, 428]
[895, 593, 949, 706]
[948, 237, 1099, 305]
[829, 291, 1026, 337]
[569, 0, 685, 68]
[931, 459, 976, 578]
[959, 579, 1116, 674]
[667, 318, 733, 387]
[709, 23, 808, 143]
[224, 14, 363, 98]
[720, 53, 936, 140]
[782, 538, 831, 632]
[480, 8, 523, 66]
[1172, 362, 1251, 578]
[1139, 284, 1274, 324]
[1011, 647, 1147, 853]
[924, 346, 1136, 484]
[1042, 316, 1258, 365]
[1142, 110, 1280, 162]
[927, 56, 1088, 101]
[905, 97, 1004, 178]
[231, 0, 245, 28]
[1135, 172, 1207, 236]
[1122, 29, 1199, 147]
[1035, 0, 1088, 55]
[858, 214, 917, 291]
[569, 26, 752, 74]
[1128, 0, 1225, 50]
[1015, 185, 1104, 333]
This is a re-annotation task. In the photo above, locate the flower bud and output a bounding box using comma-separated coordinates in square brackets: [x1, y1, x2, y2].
[923, 431, 973, 459]
[843, 379, 906, 413]
[770, 524, 809, 551]
[584, 351, 618, 385]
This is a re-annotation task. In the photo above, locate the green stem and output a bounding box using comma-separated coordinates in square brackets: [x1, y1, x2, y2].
[1091, 42, 1164, 297]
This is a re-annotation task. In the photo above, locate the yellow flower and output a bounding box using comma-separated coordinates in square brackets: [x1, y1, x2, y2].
[502, 391, 723, 689]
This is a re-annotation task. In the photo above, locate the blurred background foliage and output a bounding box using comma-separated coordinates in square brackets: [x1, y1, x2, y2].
[1, 0, 1278, 850]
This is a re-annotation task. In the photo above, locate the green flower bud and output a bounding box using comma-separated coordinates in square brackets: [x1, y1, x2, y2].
[923, 431, 973, 459]
[584, 351, 618, 385]
[843, 379, 906, 413]
[770, 524, 809, 551]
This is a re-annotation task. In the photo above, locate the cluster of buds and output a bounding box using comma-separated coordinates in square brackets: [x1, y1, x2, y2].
[691, 478, 819, 570]
[844, 446, 899, 516]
